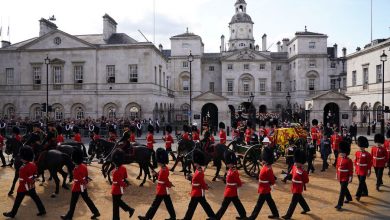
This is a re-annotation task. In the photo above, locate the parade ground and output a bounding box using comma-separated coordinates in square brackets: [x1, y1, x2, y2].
[0, 141, 389, 220]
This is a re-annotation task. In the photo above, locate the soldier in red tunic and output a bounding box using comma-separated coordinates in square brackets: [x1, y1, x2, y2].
[354, 136, 372, 201]
[129, 126, 137, 144]
[61, 148, 100, 219]
[245, 121, 253, 145]
[73, 127, 82, 143]
[3, 146, 46, 218]
[163, 125, 176, 161]
[139, 148, 176, 220]
[57, 126, 65, 145]
[331, 130, 342, 167]
[111, 149, 135, 220]
[385, 135, 390, 176]
[371, 134, 388, 191]
[146, 125, 157, 168]
[334, 141, 353, 210]
[311, 119, 320, 151]
[182, 125, 191, 141]
[249, 147, 279, 219]
[219, 122, 227, 145]
[192, 124, 200, 142]
[92, 127, 100, 141]
[181, 150, 216, 220]
[216, 151, 247, 220]
[108, 125, 118, 143]
[281, 149, 310, 220]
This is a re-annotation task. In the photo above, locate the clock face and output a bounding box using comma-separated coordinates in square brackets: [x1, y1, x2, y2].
[54, 37, 61, 45]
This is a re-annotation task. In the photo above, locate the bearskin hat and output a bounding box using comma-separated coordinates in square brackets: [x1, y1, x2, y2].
[193, 149, 206, 166]
[12, 126, 20, 134]
[339, 140, 351, 155]
[73, 126, 80, 133]
[156, 148, 169, 164]
[219, 122, 226, 129]
[294, 149, 307, 165]
[147, 124, 154, 133]
[56, 125, 63, 134]
[72, 148, 84, 165]
[165, 125, 173, 133]
[246, 121, 252, 128]
[192, 125, 198, 132]
[262, 147, 274, 165]
[47, 131, 56, 140]
[203, 131, 210, 139]
[47, 121, 55, 127]
[32, 122, 41, 129]
[224, 151, 237, 165]
[111, 148, 125, 166]
[357, 136, 369, 148]
[312, 119, 318, 126]
[231, 121, 238, 129]
[183, 124, 189, 132]
[374, 134, 385, 144]
[130, 125, 136, 133]
[93, 126, 100, 134]
[20, 146, 34, 162]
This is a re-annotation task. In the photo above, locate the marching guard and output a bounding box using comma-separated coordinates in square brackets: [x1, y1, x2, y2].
[181, 150, 216, 220]
[192, 124, 200, 142]
[385, 135, 390, 176]
[61, 148, 100, 220]
[163, 125, 176, 161]
[219, 122, 227, 145]
[73, 127, 82, 143]
[331, 130, 342, 167]
[3, 146, 46, 218]
[0, 132, 6, 167]
[249, 147, 279, 219]
[182, 125, 191, 141]
[216, 151, 247, 220]
[335, 141, 353, 210]
[139, 148, 176, 220]
[354, 136, 372, 201]
[281, 149, 310, 220]
[146, 124, 157, 168]
[371, 134, 388, 191]
[310, 119, 320, 151]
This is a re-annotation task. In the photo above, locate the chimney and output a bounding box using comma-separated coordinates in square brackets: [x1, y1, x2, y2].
[356, 47, 361, 52]
[103, 14, 117, 41]
[1, 40, 11, 48]
[342, 47, 347, 57]
[159, 44, 163, 51]
[333, 44, 338, 58]
[255, 45, 259, 51]
[220, 35, 225, 52]
[39, 18, 58, 36]
[282, 38, 289, 52]
[277, 41, 281, 52]
[262, 34, 267, 51]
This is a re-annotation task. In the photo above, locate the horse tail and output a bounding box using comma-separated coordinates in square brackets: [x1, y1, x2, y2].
[62, 153, 75, 179]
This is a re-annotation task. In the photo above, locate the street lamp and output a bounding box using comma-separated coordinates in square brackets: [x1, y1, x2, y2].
[337, 76, 341, 91]
[248, 92, 255, 128]
[188, 51, 194, 126]
[286, 92, 292, 122]
[380, 50, 387, 135]
[44, 56, 51, 132]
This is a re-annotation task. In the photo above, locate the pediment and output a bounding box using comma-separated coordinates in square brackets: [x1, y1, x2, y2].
[310, 91, 350, 101]
[222, 49, 270, 61]
[193, 91, 228, 101]
[20, 30, 96, 50]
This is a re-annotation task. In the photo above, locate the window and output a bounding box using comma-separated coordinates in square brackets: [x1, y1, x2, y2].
[183, 79, 189, 93]
[74, 65, 83, 83]
[293, 80, 296, 91]
[129, 64, 138, 83]
[330, 62, 336, 68]
[239, 43, 245, 47]
[7, 107, 15, 117]
[293, 62, 296, 69]
[129, 107, 139, 120]
[352, 71, 357, 86]
[75, 107, 84, 120]
[376, 65, 382, 83]
[33, 107, 42, 120]
[293, 44, 296, 52]
[309, 79, 315, 91]
[209, 82, 215, 92]
[243, 81, 250, 96]
[163, 72, 165, 87]
[289, 64, 292, 70]
[363, 67, 369, 89]
[244, 64, 250, 70]
[106, 65, 115, 83]
[330, 79, 337, 90]
[259, 79, 266, 93]
[33, 67, 41, 85]
[309, 60, 316, 68]
[6, 68, 14, 85]
[159, 66, 162, 86]
[154, 66, 157, 84]
[54, 108, 63, 120]
[209, 66, 215, 71]
[343, 77, 347, 88]
[108, 107, 116, 119]
[289, 47, 291, 54]
[259, 64, 265, 70]
[309, 42, 316, 49]
[276, 82, 282, 92]
[276, 65, 282, 71]
[228, 64, 233, 70]
[53, 66, 62, 84]
[182, 61, 189, 68]
[227, 80, 234, 96]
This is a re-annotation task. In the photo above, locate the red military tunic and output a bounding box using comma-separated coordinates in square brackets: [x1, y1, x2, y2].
[331, 134, 342, 151]
[385, 140, 390, 161]
[257, 165, 275, 194]
[192, 131, 200, 142]
[224, 168, 242, 197]
[245, 128, 252, 144]
[182, 132, 190, 141]
[156, 166, 172, 195]
[146, 132, 154, 150]
[93, 134, 100, 141]
[310, 127, 319, 141]
[72, 164, 89, 192]
[129, 133, 136, 143]
[57, 134, 64, 144]
[164, 134, 174, 150]
[232, 128, 240, 139]
[316, 132, 322, 146]
[290, 165, 309, 194]
[73, 133, 82, 143]
[191, 167, 208, 197]
[210, 135, 215, 143]
[15, 134, 22, 142]
[0, 134, 4, 150]
[336, 156, 353, 182]
[108, 133, 117, 143]
[111, 165, 128, 195]
[219, 129, 227, 144]
[354, 150, 372, 176]
[371, 146, 388, 168]
[18, 162, 37, 193]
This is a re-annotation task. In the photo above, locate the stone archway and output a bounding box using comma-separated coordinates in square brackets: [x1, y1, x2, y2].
[201, 103, 218, 133]
[324, 103, 340, 127]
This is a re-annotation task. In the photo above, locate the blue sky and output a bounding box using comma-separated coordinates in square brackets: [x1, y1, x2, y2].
[0, 0, 389, 54]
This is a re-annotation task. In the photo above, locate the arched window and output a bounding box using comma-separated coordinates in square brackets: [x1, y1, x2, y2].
[129, 107, 139, 120]
[179, 72, 190, 95]
[361, 103, 369, 123]
[76, 107, 84, 120]
[108, 107, 116, 119]
[239, 73, 254, 96]
[54, 107, 63, 121]
[34, 107, 42, 120]
[103, 103, 118, 119]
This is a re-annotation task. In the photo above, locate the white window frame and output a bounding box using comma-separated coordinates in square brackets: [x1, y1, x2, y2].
[106, 65, 115, 83]
[276, 82, 282, 92]
[227, 80, 234, 96]
[228, 64, 233, 70]
[75, 107, 84, 120]
[244, 64, 250, 70]
[209, 82, 215, 92]
[182, 61, 189, 68]
[33, 66, 41, 85]
[74, 65, 83, 83]
[363, 67, 369, 89]
[209, 66, 215, 71]
[259, 78, 266, 92]
[6, 68, 14, 85]
[129, 106, 139, 120]
[376, 65, 382, 83]
[309, 42, 316, 49]
[276, 65, 282, 71]
[308, 79, 316, 91]
[330, 62, 336, 68]
[243, 81, 250, 96]
[330, 79, 337, 90]
[309, 60, 316, 68]
[54, 108, 63, 120]
[53, 66, 62, 84]
[108, 107, 116, 119]
[352, 71, 357, 86]
[259, 64, 265, 70]
[129, 64, 138, 83]
[34, 107, 42, 120]
[183, 79, 189, 94]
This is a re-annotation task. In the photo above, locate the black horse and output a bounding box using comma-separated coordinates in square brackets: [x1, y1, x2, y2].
[96, 139, 155, 186]
[170, 137, 196, 177]
[4, 138, 23, 196]
[202, 143, 231, 181]
[88, 139, 110, 163]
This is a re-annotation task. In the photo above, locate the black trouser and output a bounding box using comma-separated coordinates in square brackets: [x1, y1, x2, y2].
[333, 150, 339, 165]
[0, 149, 6, 166]
[166, 148, 176, 161]
[64, 190, 99, 218]
[307, 157, 315, 172]
[183, 196, 216, 220]
[313, 139, 318, 151]
[216, 196, 246, 219]
[145, 195, 176, 219]
[112, 194, 133, 220]
[356, 176, 368, 198]
[337, 181, 352, 207]
[250, 193, 279, 219]
[321, 154, 329, 170]
[374, 167, 384, 187]
[149, 148, 157, 168]
[284, 193, 310, 218]
[9, 188, 46, 216]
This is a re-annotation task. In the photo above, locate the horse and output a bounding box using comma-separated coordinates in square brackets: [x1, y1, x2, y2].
[60, 142, 88, 161]
[88, 139, 109, 163]
[201, 143, 231, 181]
[96, 139, 155, 186]
[4, 138, 23, 196]
[170, 137, 196, 177]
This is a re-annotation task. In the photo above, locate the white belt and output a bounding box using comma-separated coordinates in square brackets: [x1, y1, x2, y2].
[259, 180, 269, 184]
[19, 178, 24, 181]
[28, 175, 34, 179]
[147, 142, 153, 144]
[113, 181, 118, 184]
[192, 183, 200, 186]
[226, 182, 237, 186]
[292, 180, 302, 184]
[166, 141, 171, 143]
[374, 157, 385, 160]
[339, 169, 349, 172]
[157, 180, 165, 184]
[357, 163, 367, 167]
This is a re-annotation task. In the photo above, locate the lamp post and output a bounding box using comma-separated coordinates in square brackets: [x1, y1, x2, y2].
[248, 92, 255, 128]
[286, 92, 292, 122]
[337, 76, 341, 92]
[44, 56, 51, 132]
[380, 50, 387, 136]
[188, 51, 194, 126]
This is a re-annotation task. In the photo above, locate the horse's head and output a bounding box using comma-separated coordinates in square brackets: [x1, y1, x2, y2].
[5, 137, 21, 156]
